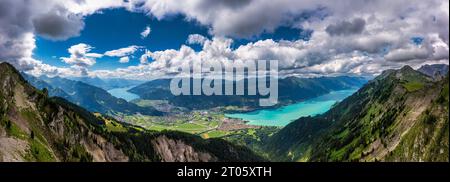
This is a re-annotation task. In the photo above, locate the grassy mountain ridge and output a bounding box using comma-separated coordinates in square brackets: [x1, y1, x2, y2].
[266, 65, 449, 162]
[0, 62, 263, 162]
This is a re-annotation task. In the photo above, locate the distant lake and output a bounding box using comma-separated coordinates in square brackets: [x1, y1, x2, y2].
[107, 86, 140, 102]
[225, 89, 358, 127]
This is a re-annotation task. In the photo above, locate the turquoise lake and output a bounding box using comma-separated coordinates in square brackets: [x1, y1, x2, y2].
[225, 89, 358, 127]
[107, 86, 140, 102]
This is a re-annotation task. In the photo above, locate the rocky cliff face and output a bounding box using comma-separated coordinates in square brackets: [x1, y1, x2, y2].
[418, 64, 449, 80]
[0, 62, 128, 162]
[151, 135, 217, 162]
[0, 62, 263, 162]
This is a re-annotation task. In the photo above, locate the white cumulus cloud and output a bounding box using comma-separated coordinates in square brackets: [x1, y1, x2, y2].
[104, 45, 143, 57]
[140, 26, 151, 38]
[187, 34, 207, 45]
[59, 43, 102, 75]
[0, 0, 448, 80]
[119, 56, 130, 63]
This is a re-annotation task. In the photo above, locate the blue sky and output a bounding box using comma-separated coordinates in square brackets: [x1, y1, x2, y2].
[0, 0, 448, 80]
[33, 8, 306, 71]
[34, 9, 210, 70]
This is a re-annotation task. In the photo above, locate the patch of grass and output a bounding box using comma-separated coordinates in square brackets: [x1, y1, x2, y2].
[247, 129, 257, 138]
[146, 124, 168, 131]
[20, 109, 37, 122]
[0, 118, 28, 140]
[403, 81, 424, 92]
[336, 128, 350, 139]
[328, 136, 362, 161]
[67, 144, 93, 162]
[205, 130, 229, 138]
[123, 112, 225, 136]
[144, 122, 208, 134]
[25, 139, 55, 162]
[296, 147, 313, 162]
[174, 123, 208, 132]
[105, 119, 128, 132]
[201, 133, 210, 139]
[329, 146, 349, 161]
[133, 99, 167, 107]
[349, 145, 365, 161]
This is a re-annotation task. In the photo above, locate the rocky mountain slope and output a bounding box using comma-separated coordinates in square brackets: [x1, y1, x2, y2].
[266, 66, 449, 162]
[417, 64, 449, 80]
[0, 62, 263, 162]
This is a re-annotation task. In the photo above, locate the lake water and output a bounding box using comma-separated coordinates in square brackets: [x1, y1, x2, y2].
[107, 86, 140, 102]
[225, 89, 358, 127]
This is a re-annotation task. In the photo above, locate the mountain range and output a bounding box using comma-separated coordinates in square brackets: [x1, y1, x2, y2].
[0, 62, 263, 162]
[265, 65, 449, 162]
[129, 76, 368, 110]
[69, 76, 144, 90]
[22, 74, 162, 116]
[417, 64, 449, 80]
[1, 61, 448, 162]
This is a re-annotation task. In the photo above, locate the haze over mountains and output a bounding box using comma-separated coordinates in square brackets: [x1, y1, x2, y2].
[129, 76, 368, 110]
[22, 74, 162, 116]
[69, 77, 144, 90]
[22, 70, 368, 112]
[417, 64, 449, 80]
